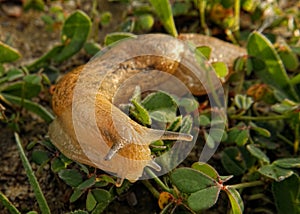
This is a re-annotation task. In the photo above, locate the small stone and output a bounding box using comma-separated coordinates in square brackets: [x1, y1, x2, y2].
[1, 3, 22, 17]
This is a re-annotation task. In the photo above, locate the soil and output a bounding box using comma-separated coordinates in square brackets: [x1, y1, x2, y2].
[0, 1, 155, 213]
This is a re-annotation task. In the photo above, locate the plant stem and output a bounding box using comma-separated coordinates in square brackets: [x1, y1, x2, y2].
[294, 123, 299, 154]
[14, 132, 51, 214]
[233, 0, 240, 33]
[230, 114, 288, 121]
[142, 180, 160, 199]
[229, 180, 264, 189]
[145, 168, 171, 192]
[198, 0, 210, 35]
[277, 133, 294, 147]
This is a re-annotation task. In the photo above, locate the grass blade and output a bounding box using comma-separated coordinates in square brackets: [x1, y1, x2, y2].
[14, 132, 51, 214]
[0, 192, 21, 214]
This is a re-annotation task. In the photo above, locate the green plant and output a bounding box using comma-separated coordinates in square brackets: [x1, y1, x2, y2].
[1, 0, 299, 213]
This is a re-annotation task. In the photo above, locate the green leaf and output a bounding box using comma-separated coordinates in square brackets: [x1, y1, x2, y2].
[187, 186, 220, 211]
[199, 115, 210, 126]
[0, 41, 21, 63]
[135, 14, 154, 32]
[92, 189, 111, 203]
[14, 133, 51, 214]
[273, 158, 300, 168]
[70, 188, 85, 203]
[23, 0, 45, 11]
[179, 97, 199, 113]
[234, 94, 253, 110]
[91, 189, 111, 213]
[149, 0, 178, 37]
[211, 61, 229, 78]
[78, 176, 96, 190]
[221, 147, 247, 176]
[86, 191, 97, 212]
[249, 122, 271, 137]
[96, 174, 116, 185]
[246, 144, 270, 164]
[131, 99, 151, 125]
[6, 68, 23, 81]
[0, 191, 21, 214]
[191, 162, 219, 180]
[167, 116, 182, 132]
[100, 11, 112, 26]
[1, 80, 41, 99]
[31, 150, 50, 165]
[54, 10, 91, 62]
[225, 186, 244, 214]
[180, 115, 193, 134]
[51, 157, 66, 173]
[26, 45, 63, 71]
[1, 93, 54, 123]
[291, 73, 300, 85]
[247, 32, 299, 101]
[278, 45, 299, 71]
[258, 164, 294, 181]
[172, 1, 191, 16]
[58, 169, 83, 187]
[142, 91, 177, 123]
[84, 42, 101, 56]
[196, 46, 212, 60]
[171, 168, 215, 193]
[104, 32, 136, 46]
[272, 174, 300, 214]
[227, 127, 249, 146]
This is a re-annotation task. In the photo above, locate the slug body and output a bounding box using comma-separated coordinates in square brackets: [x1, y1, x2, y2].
[49, 34, 246, 185]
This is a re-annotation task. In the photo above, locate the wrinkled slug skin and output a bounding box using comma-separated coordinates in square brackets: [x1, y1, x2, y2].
[49, 34, 246, 183]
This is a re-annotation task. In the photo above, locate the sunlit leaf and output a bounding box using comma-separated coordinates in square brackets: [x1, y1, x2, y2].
[0, 41, 21, 63]
[54, 10, 91, 62]
[273, 158, 300, 168]
[258, 164, 294, 181]
[196, 46, 212, 60]
[1, 93, 54, 123]
[149, 0, 178, 37]
[104, 32, 136, 46]
[247, 32, 299, 101]
[225, 186, 244, 214]
[191, 162, 219, 180]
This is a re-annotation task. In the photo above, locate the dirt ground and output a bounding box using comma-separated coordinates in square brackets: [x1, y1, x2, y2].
[0, 1, 157, 213]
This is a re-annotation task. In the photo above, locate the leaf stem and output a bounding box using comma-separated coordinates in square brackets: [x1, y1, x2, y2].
[277, 133, 294, 147]
[145, 168, 171, 192]
[142, 180, 160, 199]
[294, 123, 299, 154]
[233, 0, 240, 33]
[198, 0, 210, 35]
[229, 180, 264, 189]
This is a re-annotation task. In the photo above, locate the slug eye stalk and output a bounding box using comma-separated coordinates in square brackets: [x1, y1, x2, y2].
[104, 130, 193, 161]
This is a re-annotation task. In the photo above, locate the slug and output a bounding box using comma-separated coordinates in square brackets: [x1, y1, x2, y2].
[48, 34, 246, 186]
